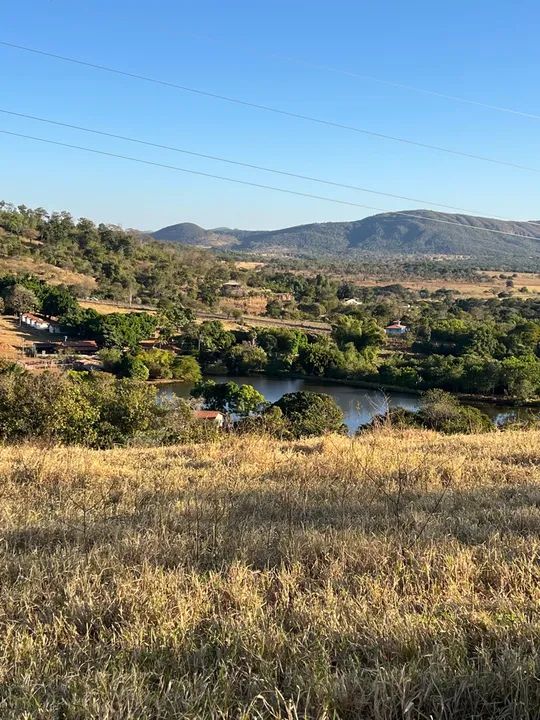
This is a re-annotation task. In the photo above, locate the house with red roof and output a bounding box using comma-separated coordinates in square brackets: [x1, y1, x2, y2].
[193, 410, 225, 428]
[384, 320, 408, 337]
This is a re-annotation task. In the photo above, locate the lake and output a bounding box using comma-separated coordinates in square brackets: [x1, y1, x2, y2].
[158, 375, 523, 433]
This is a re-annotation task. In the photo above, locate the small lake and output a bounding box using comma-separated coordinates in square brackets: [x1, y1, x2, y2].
[158, 375, 524, 433]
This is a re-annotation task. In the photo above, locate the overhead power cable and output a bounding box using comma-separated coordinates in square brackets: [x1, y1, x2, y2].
[0, 40, 538, 174]
[0, 107, 523, 219]
[2, 128, 540, 242]
[184, 30, 540, 121]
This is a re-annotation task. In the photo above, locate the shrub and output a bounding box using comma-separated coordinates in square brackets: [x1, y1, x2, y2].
[117, 355, 150, 381]
[225, 344, 268, 374]
[273, 391, 345, 437]
[171, 355, 202, 383]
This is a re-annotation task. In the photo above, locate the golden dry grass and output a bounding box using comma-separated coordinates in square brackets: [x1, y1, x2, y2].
[346, 271, 540, 298]
[79, 300, 157, 315]
[2, 429, 540, 718]
[0, 257, 97, 289]
[0, 315, 55, 358]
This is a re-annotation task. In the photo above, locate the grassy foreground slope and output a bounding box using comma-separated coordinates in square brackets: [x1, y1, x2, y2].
[2, 430, 540, 719]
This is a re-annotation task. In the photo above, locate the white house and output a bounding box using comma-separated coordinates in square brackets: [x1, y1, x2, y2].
[385, 320, 408, 337]
[21, 313, 62, 334]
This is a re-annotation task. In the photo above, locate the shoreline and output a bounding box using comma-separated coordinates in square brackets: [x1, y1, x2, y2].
[152, 371, 540, 409]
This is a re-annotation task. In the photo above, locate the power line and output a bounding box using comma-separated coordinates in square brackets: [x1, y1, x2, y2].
[3, 128, 540, 243]
[0, 107, 522, 219]
[184, 30, 540, 121]
[4, 106, 540, 229]
[1, 40, 538, 174]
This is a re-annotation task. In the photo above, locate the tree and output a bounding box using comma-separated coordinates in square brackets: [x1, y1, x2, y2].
[230, 308, 244, 323]
[4, 284, 39, 315]
[332, 315, 385, 353]
[181, 321, 235, 362]
[157, 304, 194, 344]
[137, 348, 175, 379]
[297, 337, 343, 376]
[98, 347, 123, 373]
[418, 389, 492, 433]
[99, 313, 158, 351]
[171, 355, 202, 382]
[41, 285, 78, 318]
[225, 344, 268, 374]
[191, 380, 266, 415]
[273, 391, 345, 437]
[118, 354, 150, 381]
[234, 384, 267, 415]
[499, 356, 540, 400]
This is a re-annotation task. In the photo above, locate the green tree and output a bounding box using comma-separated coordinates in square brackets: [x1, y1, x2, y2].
[137, 348, 175, 379]
[273, 391, 345, 437]
[297, 337, 343, 377]
[418, 389, 493, 433]
[4, 284, 39, 315]
[171, 355, 202, 382]
[41, 285, 78, 318]
[118, 354, 150, 380]
[332, 315, 385, 353]
[99, 313, 157, 351]
[191, 380, 266, 415]
[181, 321, 235, 362]
[499, 356, 540, 399]
[225, 344, 268, 374]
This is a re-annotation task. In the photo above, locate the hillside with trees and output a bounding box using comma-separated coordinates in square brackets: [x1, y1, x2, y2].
[152, 210, 540, 267]
[0, 202, 234, 306]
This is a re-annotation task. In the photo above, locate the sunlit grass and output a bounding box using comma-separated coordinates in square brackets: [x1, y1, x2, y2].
[1, 429, 540, 718]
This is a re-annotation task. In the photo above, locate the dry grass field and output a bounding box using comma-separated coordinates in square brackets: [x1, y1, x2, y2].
[349, 271, 540, 298]
[0, 257, 96, 290]
[0, 315, 54, 358]
[1, 429, 540, 718]
[79, 300, 157, 315]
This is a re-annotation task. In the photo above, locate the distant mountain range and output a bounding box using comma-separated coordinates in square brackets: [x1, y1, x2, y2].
[151, 210, 540, 262]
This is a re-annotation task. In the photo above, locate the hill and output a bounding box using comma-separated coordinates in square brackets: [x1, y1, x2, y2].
[153, 221, 240, 248]
[3, 429, 540, 718]
[152, 210, 540, 264]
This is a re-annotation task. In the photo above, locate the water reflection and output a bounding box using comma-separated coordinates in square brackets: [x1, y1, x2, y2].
[159, 375, 421, 433]
[159, 375, 528, 432]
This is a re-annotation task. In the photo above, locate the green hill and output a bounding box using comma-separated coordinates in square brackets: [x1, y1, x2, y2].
[152, 210, 540, 265]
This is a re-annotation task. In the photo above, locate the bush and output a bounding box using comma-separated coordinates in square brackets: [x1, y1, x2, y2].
[225, 344, 268, 374]
[0, 370, 199, 447]
[362, 390, 493, 435]
[273, 391, 345, 437]
[97, 347, 123, 373]
[138, 349, 175, 379]
[118, 355, 150, 381]
[171, 355, 202, 383]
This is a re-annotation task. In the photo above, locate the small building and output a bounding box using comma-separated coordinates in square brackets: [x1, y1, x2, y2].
[193, 410, 225, 428]
[272, 292, 294, 303]
[61, 340, 98, 355]
[385, 321, 408, 337]
[221, 281, 245, 298]
[29, 341, 60, 356]
[21, 313, 62, 334]
[342, 298, 363, 307]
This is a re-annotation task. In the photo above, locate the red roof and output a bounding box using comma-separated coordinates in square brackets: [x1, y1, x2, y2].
[62, 340, 98, 350]
[194, 410, 223, 420]
[386, 323, 406, 330]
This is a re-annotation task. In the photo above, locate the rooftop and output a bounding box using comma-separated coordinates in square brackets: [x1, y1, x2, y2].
[194, 410, 224, 420]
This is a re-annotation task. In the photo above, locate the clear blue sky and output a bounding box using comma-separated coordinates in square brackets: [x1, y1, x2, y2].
[1, 0, 539, 231]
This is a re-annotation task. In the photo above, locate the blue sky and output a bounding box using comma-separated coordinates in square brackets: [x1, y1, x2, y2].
[1, 0, 539, 231]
